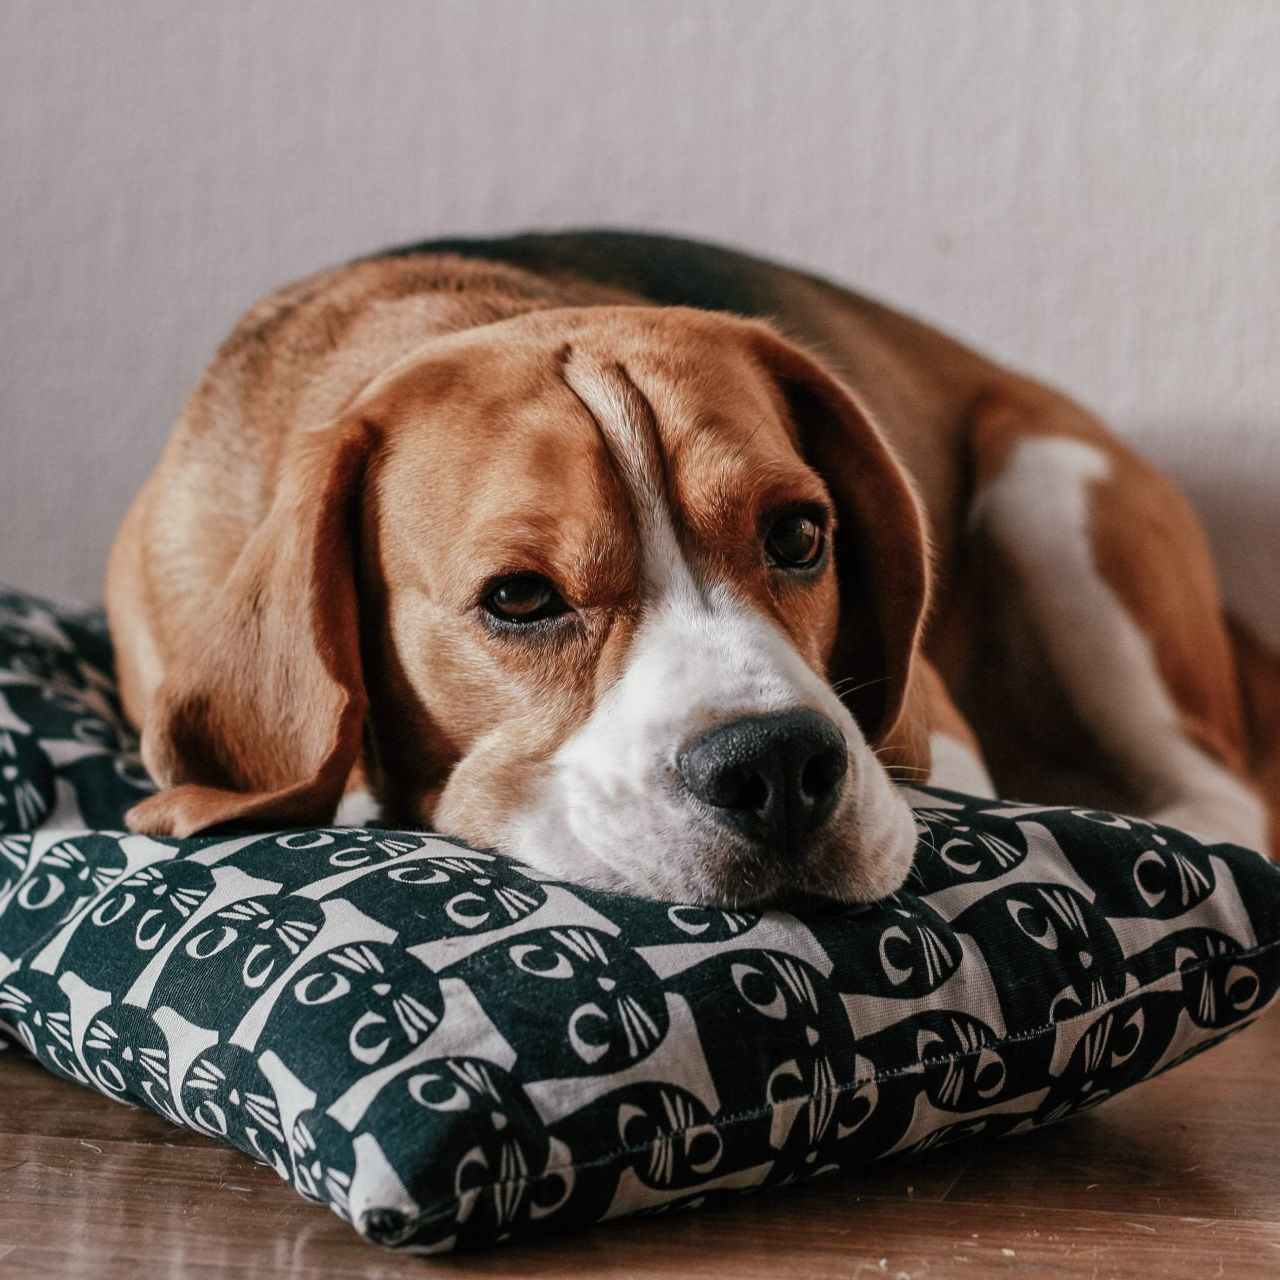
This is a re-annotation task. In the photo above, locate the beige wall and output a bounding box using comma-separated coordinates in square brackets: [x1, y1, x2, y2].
[2, 0, 1278, 634]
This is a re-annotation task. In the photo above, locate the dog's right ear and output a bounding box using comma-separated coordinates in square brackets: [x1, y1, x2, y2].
[747, 324, 931, 759]
[126, 417, 377, 838]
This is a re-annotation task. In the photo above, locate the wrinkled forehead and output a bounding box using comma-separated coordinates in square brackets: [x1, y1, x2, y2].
[374, 345, 633, 597]
[373, 320, 820, 591]
[563, 333, 825, 528]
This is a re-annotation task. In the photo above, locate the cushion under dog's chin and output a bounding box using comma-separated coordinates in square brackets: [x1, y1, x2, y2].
[3, 586, 1279, 1254]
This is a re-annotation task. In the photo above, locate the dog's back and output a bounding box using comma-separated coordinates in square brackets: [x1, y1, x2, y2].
[108, 230, 1279, 859]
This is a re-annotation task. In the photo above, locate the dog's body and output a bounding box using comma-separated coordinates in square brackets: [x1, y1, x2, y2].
[108, 231, 1280, 902]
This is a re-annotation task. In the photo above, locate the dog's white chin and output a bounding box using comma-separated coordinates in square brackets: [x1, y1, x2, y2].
[818, 784, 920, 905]
[492, 767, 919, 908]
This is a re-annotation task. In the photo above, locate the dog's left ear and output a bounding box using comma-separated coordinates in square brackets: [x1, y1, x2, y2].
[751, 327, 933, 775]
[124, 417, 376, 838]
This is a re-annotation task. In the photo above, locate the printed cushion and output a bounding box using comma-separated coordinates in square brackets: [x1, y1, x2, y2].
[1, 586, 1278, 1253]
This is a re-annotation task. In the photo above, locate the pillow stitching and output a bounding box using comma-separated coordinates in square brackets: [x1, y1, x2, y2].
[355, 938, 1278, 1239]
[5, 598, 1279, 1246]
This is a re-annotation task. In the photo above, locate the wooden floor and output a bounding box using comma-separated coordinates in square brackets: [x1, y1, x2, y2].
[2, 1011, 1279, 1280]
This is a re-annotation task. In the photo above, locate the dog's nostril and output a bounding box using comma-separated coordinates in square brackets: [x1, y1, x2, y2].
[678, 709, 847, 852]
[716, 765, 771, 815]
[801, 746, 845, 802]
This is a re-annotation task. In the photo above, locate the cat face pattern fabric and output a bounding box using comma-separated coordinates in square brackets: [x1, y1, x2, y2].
[1, 587, 1278, 1252]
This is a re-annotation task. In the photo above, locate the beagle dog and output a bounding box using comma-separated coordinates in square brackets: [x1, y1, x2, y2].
[107, 230, 1280, 905]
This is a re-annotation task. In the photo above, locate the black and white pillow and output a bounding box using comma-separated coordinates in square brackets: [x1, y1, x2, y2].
[1, 587, 1278, 1252]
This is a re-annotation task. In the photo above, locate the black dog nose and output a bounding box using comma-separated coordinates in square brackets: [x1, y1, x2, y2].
[677, 709, 848, 851]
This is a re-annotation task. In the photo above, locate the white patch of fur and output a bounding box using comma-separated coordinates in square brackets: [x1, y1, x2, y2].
[502, 358, 917, 904]
[929, 732, 996, 797]
[974, 437, 1267, 852]
[334, 788, 382, 828]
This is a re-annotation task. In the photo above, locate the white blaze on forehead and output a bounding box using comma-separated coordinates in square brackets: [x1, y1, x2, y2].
[561, 352, 699, 600]
[560, 352, 842, 721]
[560, 351, 830, 722]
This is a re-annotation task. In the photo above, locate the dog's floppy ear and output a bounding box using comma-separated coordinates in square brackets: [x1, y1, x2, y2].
[125, 418, 376, 838]
[752, 328, 932, 770]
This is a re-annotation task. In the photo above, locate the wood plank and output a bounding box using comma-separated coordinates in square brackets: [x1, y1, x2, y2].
[0, 1053, 207, 1146]
[1, 1012, 1278, 1279]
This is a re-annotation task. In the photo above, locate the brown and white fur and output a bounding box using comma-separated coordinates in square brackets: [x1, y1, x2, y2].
[107, 231, 1280, 905]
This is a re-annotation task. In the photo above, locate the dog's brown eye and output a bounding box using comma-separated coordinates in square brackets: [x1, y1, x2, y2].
[484, 573, 568, 624]
[765, 515, 825, 569]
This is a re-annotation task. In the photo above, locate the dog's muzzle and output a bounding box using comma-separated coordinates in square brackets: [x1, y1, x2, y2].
[677, 708, 848, 853]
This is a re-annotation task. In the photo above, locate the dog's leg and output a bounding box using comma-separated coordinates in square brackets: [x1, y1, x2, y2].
[1230, 616, 1280, 851]
[332, 760, 383, 828]
[957, 391, 1270, 853]
[914, 656, 996, 797]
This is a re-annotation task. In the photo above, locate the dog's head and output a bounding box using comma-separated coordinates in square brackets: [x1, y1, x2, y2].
[129, 307, 932, 905]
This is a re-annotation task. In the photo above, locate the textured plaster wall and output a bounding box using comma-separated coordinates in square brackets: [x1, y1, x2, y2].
[2, 1, 1277, 634]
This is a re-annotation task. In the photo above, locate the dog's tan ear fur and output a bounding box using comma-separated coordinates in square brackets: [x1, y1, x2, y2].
[126, 420, 375, 838]
[753, 329, 932, 774]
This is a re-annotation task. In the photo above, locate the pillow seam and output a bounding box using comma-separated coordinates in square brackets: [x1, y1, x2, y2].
[374, 937, 1279, 1241]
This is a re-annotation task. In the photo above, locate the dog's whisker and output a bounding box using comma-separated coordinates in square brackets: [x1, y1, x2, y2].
[915, 826, 942, 862]
[830, 674, 893, 699]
